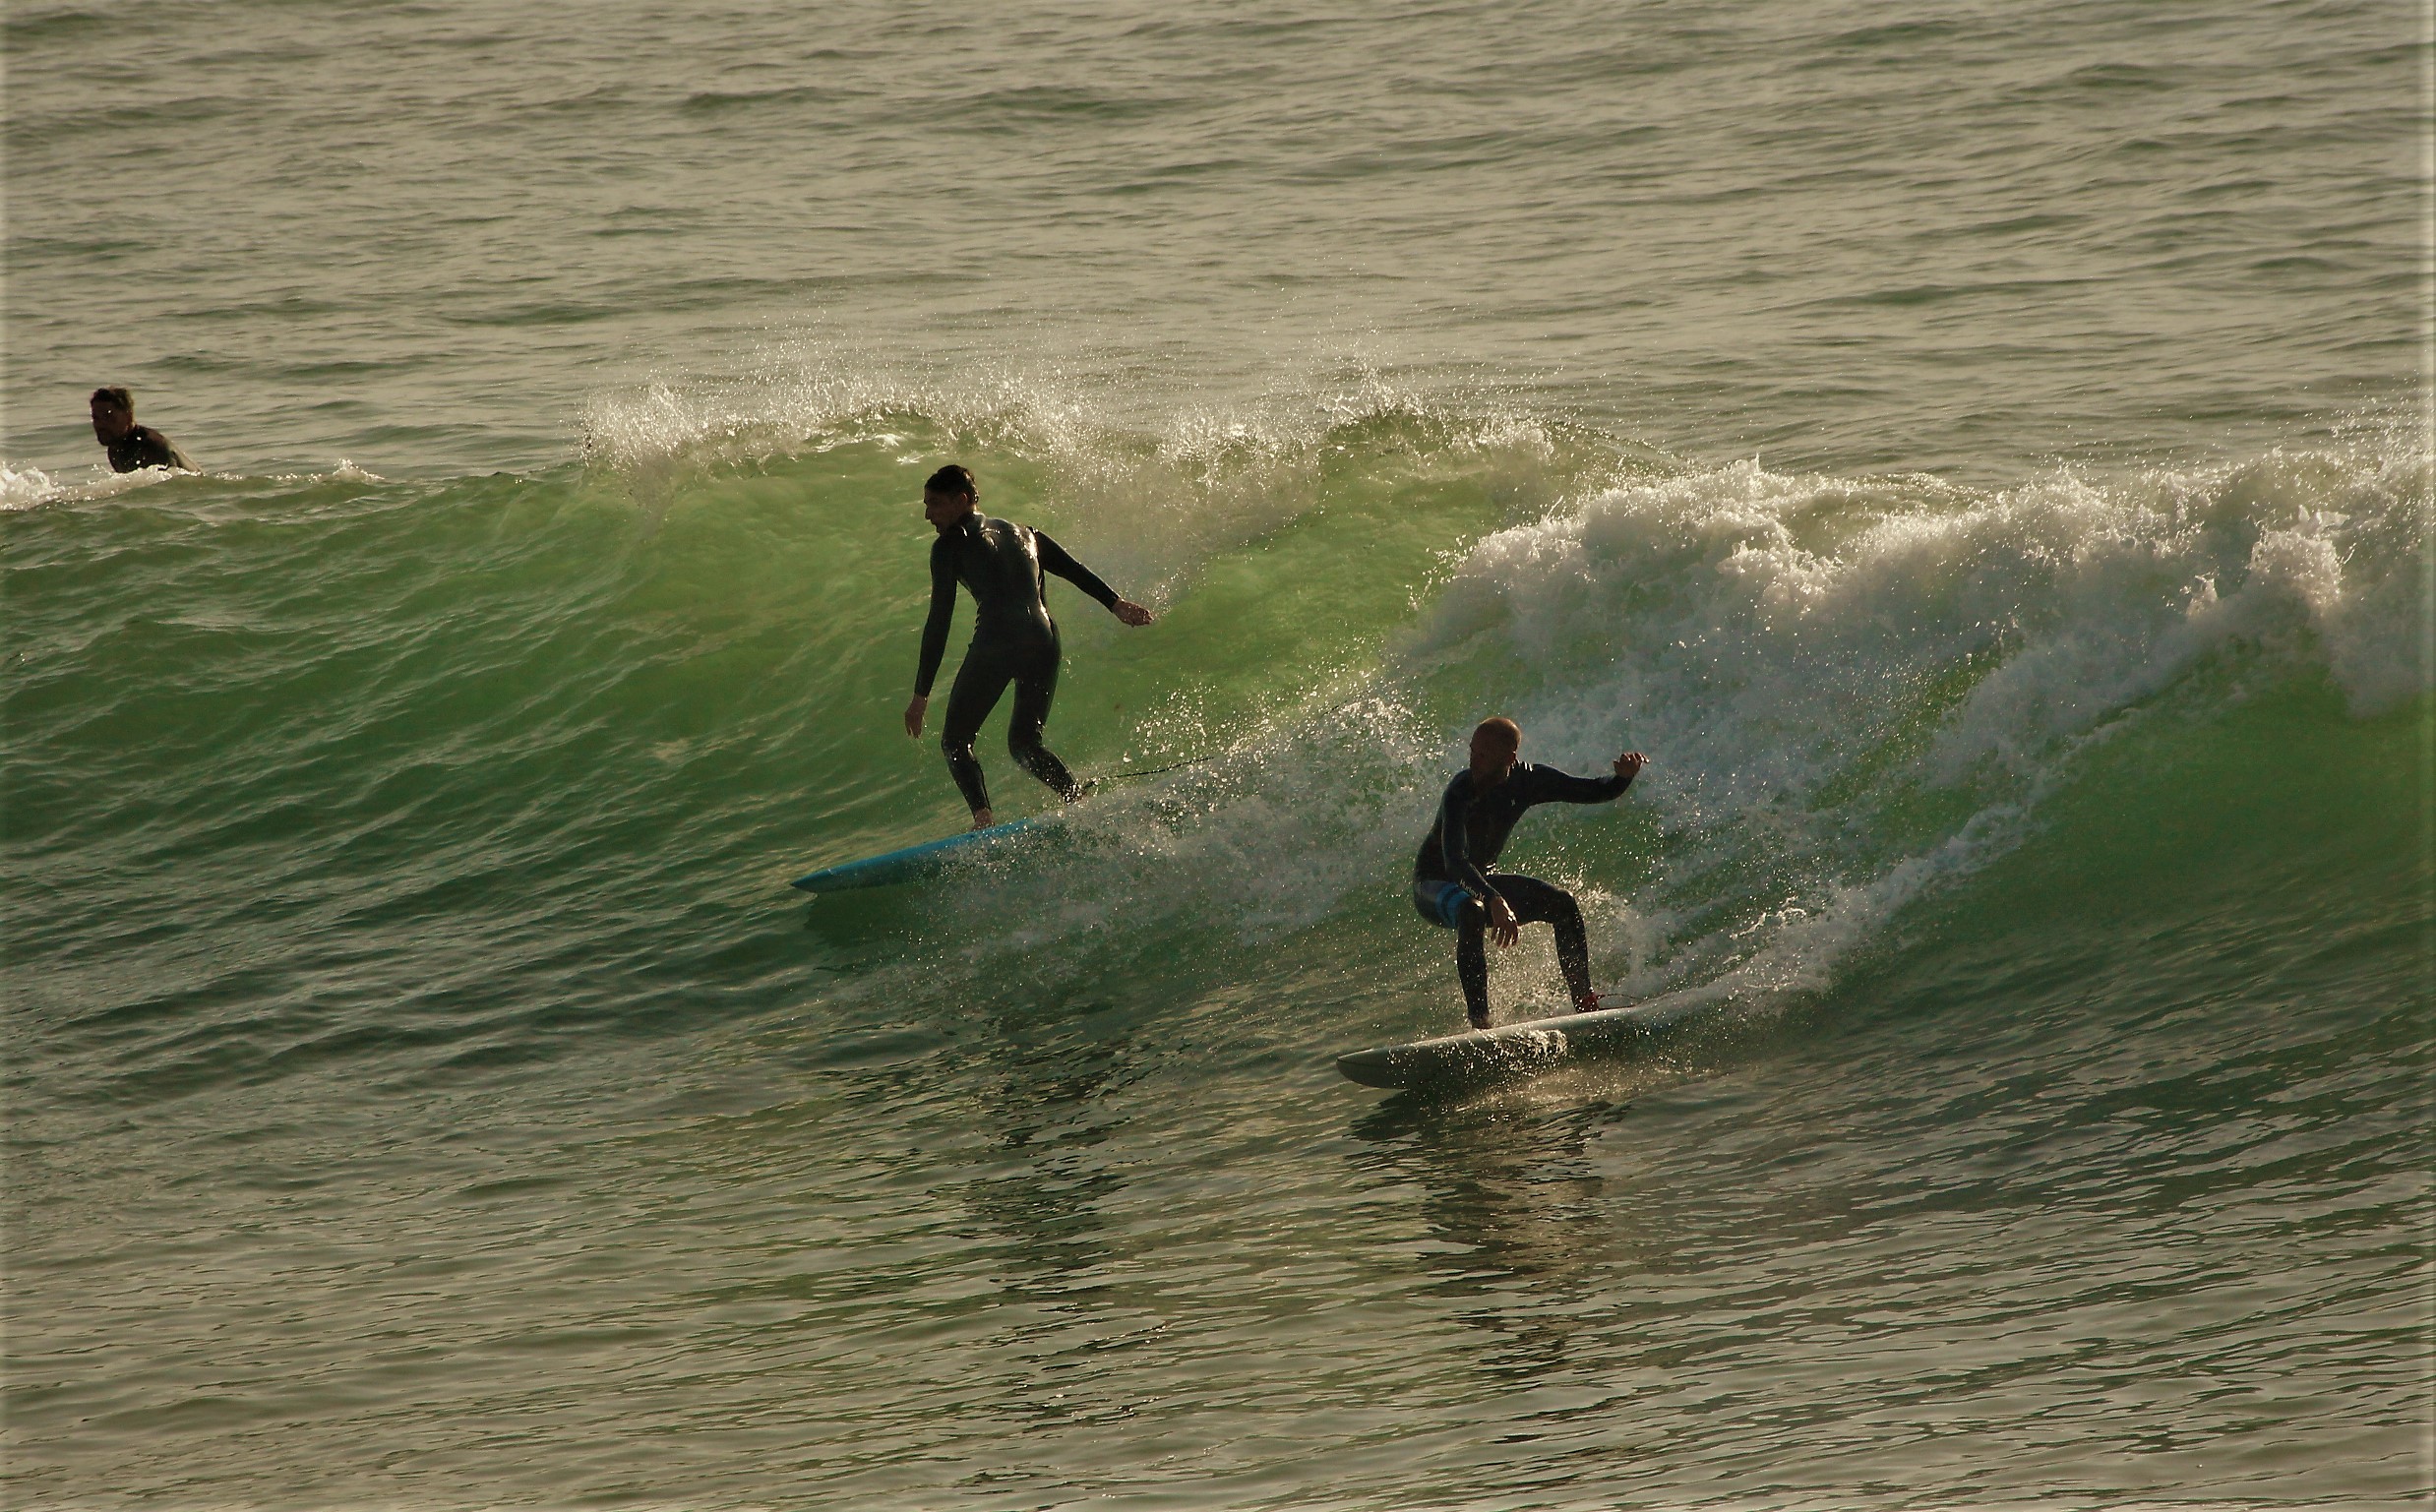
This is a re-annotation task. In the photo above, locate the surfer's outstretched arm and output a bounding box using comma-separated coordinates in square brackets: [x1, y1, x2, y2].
[1520, 758, 1640, 806]
[1036, 531, 1154, 626]
[905, 540, 959, 738]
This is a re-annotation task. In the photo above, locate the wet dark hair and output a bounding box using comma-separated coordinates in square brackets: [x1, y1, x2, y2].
[923, 464, 976, 499]
[91, 387, 134, 411]
[1473, 716, 1521, 753]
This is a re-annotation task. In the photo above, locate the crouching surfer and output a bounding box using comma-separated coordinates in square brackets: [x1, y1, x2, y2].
[1414, 716, 1646, 1029]
[902, 465, 1154, 830]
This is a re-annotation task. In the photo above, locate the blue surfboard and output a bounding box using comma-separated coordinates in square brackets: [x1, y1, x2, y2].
[790, 817, 1042, 894]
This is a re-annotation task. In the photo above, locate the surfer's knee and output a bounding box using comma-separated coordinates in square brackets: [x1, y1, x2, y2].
[1517, 878, 1582, 930]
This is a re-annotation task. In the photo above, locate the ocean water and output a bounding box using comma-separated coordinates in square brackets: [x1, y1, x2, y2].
[4, 1, 2431, 1509]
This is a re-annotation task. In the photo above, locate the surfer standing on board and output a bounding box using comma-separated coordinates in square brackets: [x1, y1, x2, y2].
[903, 465, 1154, 830]
[1414, 717, 1645, 1029]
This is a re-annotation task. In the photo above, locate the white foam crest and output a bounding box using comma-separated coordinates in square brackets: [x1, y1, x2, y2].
[1927, 443, 2434, 754]
[579, 347, 1629, 612]
[0, 459, 202, 510]
[0, 460, 63, 511]
[578, 334, 1197, 476]
[1379, 436, 2430, 1018]
[578, 344, 1574, 478]
[1423, 442, 2427, 793]
[265, 458, 387, 483]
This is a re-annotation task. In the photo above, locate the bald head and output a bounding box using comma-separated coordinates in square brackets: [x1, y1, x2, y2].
[1469, 716, 1520, 788]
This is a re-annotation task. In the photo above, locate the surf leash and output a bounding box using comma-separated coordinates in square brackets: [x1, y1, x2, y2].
[1098, 753, 1224, 782]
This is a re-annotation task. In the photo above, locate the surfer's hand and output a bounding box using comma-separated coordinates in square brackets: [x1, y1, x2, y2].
[904, 696, 928, 739]
[1614, 751, 1645, 780]
[1489, 895, 1520, 947]
[1114, 599, 1154, 627]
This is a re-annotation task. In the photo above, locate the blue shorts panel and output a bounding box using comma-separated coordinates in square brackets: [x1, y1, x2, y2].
[1412, 879, 1476, 929]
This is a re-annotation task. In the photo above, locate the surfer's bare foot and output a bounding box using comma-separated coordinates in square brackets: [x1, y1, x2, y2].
[1573, 992, 1602, 1014]
[1468, 1013, 1492, 1031]
[1064, 779, 1097, 804]
[970, 808, 994, 830]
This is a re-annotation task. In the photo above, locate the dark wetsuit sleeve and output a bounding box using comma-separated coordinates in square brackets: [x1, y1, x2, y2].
[1437, 780, 1498, 899]
[1517, 763, 1632, 806]
[913, 538, 957, 697]
[1032, 530, 1121, 612]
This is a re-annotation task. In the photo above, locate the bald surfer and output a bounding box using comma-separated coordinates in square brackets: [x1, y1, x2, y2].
[1414, 717, 1646, 1029]
[903, 465, 1154, 829]
[90, 388, 194, 473]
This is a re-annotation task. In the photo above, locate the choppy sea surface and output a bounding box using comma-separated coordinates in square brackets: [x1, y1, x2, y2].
[5, 1, 2431, 1508]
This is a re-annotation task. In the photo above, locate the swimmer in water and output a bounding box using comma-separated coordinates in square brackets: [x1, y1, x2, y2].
[902, 464, 1154, 830]
[90, 388, 194, 473]
[1413, 717, 1646, 1029]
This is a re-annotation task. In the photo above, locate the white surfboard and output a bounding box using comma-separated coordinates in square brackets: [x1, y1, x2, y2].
[1335, 998, 1664, 1089]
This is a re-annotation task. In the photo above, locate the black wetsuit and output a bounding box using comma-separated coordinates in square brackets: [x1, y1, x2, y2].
[915, 513, 1121, 813]
[103, 425, 192, 473]
[1412, 760, 1633, 1027]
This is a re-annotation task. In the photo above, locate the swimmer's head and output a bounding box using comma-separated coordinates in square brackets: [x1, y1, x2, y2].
[922, 464, 978, 533]
[1469, 716, 1521, 786]
[90, 387, 135, 443]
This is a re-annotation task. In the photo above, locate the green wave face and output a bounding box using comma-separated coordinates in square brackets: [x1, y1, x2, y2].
[5, 398, 2429, 1506]
[8, 397, 2426, 1061]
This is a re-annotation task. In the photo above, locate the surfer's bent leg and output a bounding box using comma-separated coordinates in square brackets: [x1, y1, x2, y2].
[941, 650, 1016, 815]
[1005, 643, 1082, 802]
[1492, 874, 1596, 1009]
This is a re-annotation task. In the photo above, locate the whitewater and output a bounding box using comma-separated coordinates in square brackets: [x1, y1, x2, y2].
[5, 1, 2430, 1508]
